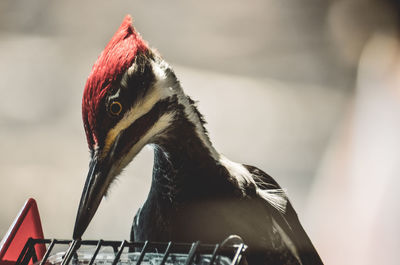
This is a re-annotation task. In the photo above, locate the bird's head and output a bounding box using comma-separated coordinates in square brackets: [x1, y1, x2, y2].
[73, 15, 184, 239]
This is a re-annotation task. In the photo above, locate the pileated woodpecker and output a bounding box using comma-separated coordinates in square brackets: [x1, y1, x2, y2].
[73, 15, 323, 265]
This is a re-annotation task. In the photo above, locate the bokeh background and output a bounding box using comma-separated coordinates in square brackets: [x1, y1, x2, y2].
[1, 0, 400, 264]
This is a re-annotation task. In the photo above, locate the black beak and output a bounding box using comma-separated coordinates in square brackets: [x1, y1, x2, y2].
[73, 132, 123, 239]
[73, 154, 111, 239]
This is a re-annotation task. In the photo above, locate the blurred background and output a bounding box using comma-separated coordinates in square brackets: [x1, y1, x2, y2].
[1, 0, 399, 264]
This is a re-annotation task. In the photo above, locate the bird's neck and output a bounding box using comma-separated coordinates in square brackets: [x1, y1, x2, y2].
[150, 100, 228, 202]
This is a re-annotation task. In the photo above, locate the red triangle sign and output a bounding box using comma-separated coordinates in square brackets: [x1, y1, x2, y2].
[0, 198, 46, 265]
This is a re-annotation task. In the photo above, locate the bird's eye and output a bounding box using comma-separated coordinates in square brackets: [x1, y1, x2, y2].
[109, 101, 123, 116]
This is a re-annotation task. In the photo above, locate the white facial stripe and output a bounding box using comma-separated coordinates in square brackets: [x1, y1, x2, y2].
[152, 59, 167, 81]
[103, 57, 219, 162]
[110, 112, 175, 177]
[102, 63, 173, 156]
[175, 92, 219, 160]
[109, 88, 121, 100]
[152, 58, 219, 160]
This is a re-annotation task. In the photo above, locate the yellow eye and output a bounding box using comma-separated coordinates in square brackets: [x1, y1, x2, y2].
[109, 101, 122, 116]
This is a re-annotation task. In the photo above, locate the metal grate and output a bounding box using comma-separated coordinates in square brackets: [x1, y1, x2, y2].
[15, 238, 247, 265]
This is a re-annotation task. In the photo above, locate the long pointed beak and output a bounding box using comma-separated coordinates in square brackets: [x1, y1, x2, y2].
[73, 155, 110, 239]
[73, 132, 124, 239]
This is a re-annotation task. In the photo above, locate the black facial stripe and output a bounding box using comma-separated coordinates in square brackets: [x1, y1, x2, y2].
[113, 95, 178, 159]
[93, 50, 157, 147]
[122, 51, 156, 103]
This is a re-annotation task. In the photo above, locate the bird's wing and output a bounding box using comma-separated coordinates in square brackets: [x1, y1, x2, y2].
[244, 165, 323, 265]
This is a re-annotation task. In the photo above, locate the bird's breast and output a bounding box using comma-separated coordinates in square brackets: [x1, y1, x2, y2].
[135, 195, 274, 246]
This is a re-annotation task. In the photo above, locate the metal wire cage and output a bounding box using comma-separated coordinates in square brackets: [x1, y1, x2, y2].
[1, 200, 247, 265]
[15, 238, 247, 265]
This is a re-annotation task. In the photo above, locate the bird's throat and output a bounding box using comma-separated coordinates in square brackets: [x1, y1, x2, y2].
[150, 109, 222, 202]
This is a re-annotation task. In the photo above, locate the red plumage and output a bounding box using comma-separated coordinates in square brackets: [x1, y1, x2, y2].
[82, 15, 148, 148]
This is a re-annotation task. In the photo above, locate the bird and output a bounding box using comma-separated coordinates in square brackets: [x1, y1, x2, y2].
[73, 15, 323, 265]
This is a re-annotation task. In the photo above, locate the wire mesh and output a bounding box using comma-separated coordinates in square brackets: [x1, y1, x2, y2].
[15, 237, 246, 265]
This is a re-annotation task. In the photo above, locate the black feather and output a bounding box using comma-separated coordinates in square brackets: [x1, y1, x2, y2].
[129, 58, 323, 265]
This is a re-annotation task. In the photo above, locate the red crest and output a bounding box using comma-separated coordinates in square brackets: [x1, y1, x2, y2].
[82, 15, 148, 148]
